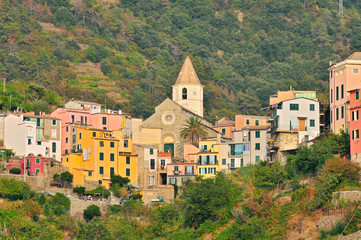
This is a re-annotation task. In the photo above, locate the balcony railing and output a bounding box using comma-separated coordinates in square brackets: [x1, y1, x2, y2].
[185, 171, 195, 175]
[71, 149, 83, 153]
[198, 160, 218, 165]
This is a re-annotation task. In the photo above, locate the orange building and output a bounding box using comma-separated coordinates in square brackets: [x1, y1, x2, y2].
[212, 117, 235, 139]
[235, 115, 269, 130]
[349, 88, 361, 164]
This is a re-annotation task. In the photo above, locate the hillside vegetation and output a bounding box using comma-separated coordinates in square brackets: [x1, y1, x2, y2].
[0, 0, 360, 119]
[1, 132, 361, 239]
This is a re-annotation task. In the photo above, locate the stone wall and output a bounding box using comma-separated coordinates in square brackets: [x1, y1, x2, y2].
[0, 174, 47, 191]
[141, 185, 174, 205]
[332, 191, 361, 205]
[339, 230, 361, 240]
[316, 214, 344, 231]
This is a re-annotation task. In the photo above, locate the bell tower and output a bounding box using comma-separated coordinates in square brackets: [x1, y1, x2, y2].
[172, 56, 204, 117]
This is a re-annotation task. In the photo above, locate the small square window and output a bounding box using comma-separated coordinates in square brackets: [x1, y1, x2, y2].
[150, 148, 154, 155]
[124, 140, 128, 148]
[99, 166, 104, 174]
[255, 131, 260, 138]
[356, 91, 360, 101]
[353, 69, 359, 74]
[52, 120, 56, 125]
[110, 142, 115, 148]
[310, 104, 315, 111]
[126, 156, 130, 164]
[255, 143, 260, 150]
[28, 139, 32, 145]
[246, 119, 250, 125]
[36, 158, 40, 164]
[290, 104, 299, 110]
[255, 120, 259, 126]
[310, 119, 315, 127]
[88, 172, 92, 177]
[99, 152, 104, 161]
[110, 153, 115, 162]
[255, 156, 260, 162]
[126, 168, 130, 176]
[222, 159, 226, 165]
[100, 141, 104, 147]
[221, 128, 226, 135]
[93, 132, 96, 137]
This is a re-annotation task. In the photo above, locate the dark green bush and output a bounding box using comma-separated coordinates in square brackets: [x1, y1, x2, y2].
[51, 193, 71, 211]
[83, 204, 101, 221]
[9, 167, 21, 174]
[0, 178, 34, 200]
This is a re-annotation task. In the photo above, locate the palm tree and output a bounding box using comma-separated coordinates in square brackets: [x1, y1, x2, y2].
[180, 116, 208, 145]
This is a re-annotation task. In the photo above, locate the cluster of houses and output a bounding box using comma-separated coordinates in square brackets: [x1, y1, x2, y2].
[1, 54, 360, 198]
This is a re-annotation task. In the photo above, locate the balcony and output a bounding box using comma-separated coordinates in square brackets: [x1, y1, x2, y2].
[173, 170, 180, 175]
[268, 141, 278, 150]
[71, 149, 83, 154]
[198, 160, 218, 165]
[185, 171, 195, 175]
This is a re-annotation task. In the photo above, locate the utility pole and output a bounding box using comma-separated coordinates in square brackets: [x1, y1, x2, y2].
[339, 0, 343, 19]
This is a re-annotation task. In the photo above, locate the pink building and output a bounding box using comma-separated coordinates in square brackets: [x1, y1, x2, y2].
[348, 89, 361, 163]
[51, 100, 131, 154]
[7, 154, 46, 176]
[183, 144, 198, 162]
[329, 52, 361, 134]
[167, 162, 197, 186]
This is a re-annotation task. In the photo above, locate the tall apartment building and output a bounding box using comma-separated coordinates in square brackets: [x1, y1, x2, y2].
[329, 52, 361, 134]
[348, 88, 361, 163]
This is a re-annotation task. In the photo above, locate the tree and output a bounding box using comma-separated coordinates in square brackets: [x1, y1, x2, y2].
[60, 171, 73, 188]
[110, 175, 130, 188]
[51, 193, 71, 211]
[83, 204, 101, 221]
[73, 186, 86, 197]
[32, 100, 51, 114]
[9, 167, 21, 174]
[180, 116, 208, 145]
[0, 178, 33, 200]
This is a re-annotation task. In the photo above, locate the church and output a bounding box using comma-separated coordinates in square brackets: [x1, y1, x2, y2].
[140, 56, 218, 159]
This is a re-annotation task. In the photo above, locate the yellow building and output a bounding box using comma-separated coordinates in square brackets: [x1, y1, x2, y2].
[62, 126, 137, 188]
[197, 140, 220, 178]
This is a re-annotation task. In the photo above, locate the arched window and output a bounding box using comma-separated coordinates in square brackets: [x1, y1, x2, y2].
[182, 88, 187, 99]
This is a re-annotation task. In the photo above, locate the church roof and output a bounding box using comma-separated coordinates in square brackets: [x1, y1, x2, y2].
[174, 56, 201, 85]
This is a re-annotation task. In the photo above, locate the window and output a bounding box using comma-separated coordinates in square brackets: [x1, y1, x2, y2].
[71, 115, 74, 123]
[330, 110, 333, 123]
[310, 104, 315, 111]
[255, 131, 260, 138]
[149, 176, 155, 185]
[85, 117, 87, 125]
[341, 84, 344, 99]
[354, 69, 359, 74]
[290, 104, 299, 110]
[241, 158, 243, 167]
[161, 159, 165, 167]
[222, 159, 226, 165]
[100, 141, 104, 147]
[182, 88, 187, 99]
[331, 89, 333, 103]
[353, 129, 360, 140]
[248, 132, 250, 141]
[110, 167, 115, 178]
[256, 156, 260, 162]
[231, 159, 235, 168]
[124, 140, 128, 148]
[36, 169, 40, 175]
[255, 143, 260, 150]
[255, 120, 259, 126]
[36, 158, 40, 164]
[336, 108, 339, 120]
[336, 86, 339, 100]
[66, 137, 68, 143]
[99, 166, 104, 174]
[150, 148, 154, 155]
[244, 143, 250, 151]
[353, 110, 359, 121]
[36, 118, 40, 127]
[110, 153, 115, 162]
[330, 70, 333, 78]
[341, 106, 344, 119]
[72, 135, 76, 144]
[99, 152, 104, 161]
[79, 133, 82, 139]
[126, 168, 130, 176]
[246, 119, 250, 125]
[37, 141, 41, 145]
[150, 159, 155, 170]
[28, 138, 32, 145]
[65, 150, 68, 154]
[102, 117, 107, 125]
[52, 142, 56, 153]
[221, 128, 226, 135]
[357, 91, 360, 101]
[110, 142, 115, 148]
[92, 132, 96, 137]
[81, 116, 83, 124]
[66, 126, 69, 132]
[310, 119, 315, 127]
[88, 172, 92, 177]
[52, 120, 56, 125]
[99, 180, 102, 185]
[199, 168, 206, 174]
[126, 156, 130, 164]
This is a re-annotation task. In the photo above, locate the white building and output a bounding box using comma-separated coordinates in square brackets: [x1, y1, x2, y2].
[4, 114, 61, 160]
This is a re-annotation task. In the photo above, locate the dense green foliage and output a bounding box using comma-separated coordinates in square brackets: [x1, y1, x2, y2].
[83, 204, 101, 221]
[0, 178, 34, 200]
[110, 175, 130, 187]
[73, 186, 86, 196]
[9, 167, 21, 174]
[0, 0, 358, 120]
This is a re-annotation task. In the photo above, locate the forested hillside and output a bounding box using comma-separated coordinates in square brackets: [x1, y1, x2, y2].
[0, 0, 360, 120]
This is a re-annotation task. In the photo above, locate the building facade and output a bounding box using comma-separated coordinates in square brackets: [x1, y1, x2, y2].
[349, 88, 361, 163]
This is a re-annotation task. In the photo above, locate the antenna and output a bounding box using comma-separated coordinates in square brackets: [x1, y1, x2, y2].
[339, 0, 343, 19]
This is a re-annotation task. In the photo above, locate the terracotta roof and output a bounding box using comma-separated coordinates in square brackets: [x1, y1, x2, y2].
[174, 56, 201, 85]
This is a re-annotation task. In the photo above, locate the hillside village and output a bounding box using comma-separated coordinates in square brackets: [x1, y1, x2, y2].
[0, 53, 359, 204]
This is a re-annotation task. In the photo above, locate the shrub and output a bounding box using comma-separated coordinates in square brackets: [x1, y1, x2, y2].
[129, 193, 142, 201]
[60, 171, 73, 183]
[73, 186, 86, 196]
[9, 167, 21, 174]
[321, 157, 360, 185]
[83, 204, 101, 221]
[0, 178, 34, 200]
[53, 173, 60, 180]
[55, 7, 76, 26]
[254, 161, 288, 190]
[51, 193, 71, 211]
[110, 175, 130, 187]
